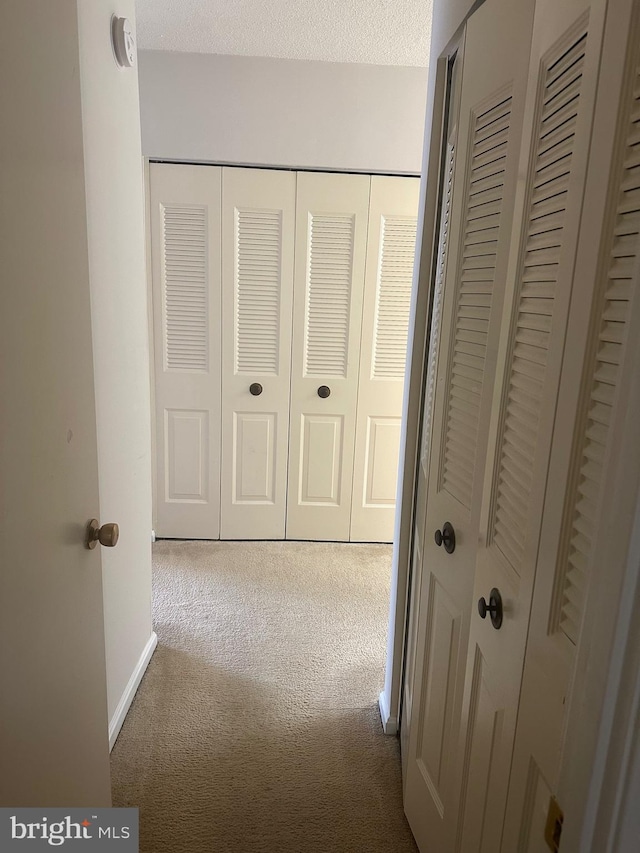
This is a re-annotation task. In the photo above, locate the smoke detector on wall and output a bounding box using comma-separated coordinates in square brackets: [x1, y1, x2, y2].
[111, 15, 136, 68]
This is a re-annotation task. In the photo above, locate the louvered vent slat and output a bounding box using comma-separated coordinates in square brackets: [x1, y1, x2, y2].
[372, 216, 418, 379]
[492, 33, 587, 571]
[163, 204, 208, 372]
[235, 208, 282, 375]
[421, 142, 456, 473]
[557, 63, 640, 643]
[440, 92, 513, 509]
[304, 214, 355, 377]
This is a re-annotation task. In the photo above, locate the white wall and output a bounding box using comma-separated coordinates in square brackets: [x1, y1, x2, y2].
[138, 50, 428, 174]
[78, 0, 155, 738]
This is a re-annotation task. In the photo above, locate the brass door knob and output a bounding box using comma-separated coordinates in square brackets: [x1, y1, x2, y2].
[85, 519, 120, 549]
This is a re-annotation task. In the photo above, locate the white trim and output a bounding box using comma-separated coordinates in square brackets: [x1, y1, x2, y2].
[378, 690, 398, 736]
[108, 631, 158, 752]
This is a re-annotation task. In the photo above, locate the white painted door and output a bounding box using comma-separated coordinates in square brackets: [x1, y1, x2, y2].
[286, 171, 371, 541]
[452, 1, 607, 849]
[502, 2, 640, 847]
[402, 46, 463, 779]
[1, 0, 114, 805]
[402, 0, 536, 848]
[150, 163, 222, 539]
[350, 176, 420, 543]
[220, 168, 296, 539]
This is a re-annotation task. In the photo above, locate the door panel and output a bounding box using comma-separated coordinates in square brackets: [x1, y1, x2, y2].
[150, 163, 222, 539]
[364, 418, 402, 504]
[415, 575, 463, 807]
[351, 176, 420, 542]
[503, 3, 640, 846]
[453, 1, 607, 847]
[220, 168, 296, 539]
[166, 409, 209, 501]
[287, 172, 370, 541]
[404, 0, 536, 849]
[232, 413, 277, 503]
[404, 41, 461, 822]
[299, 415, 344, 504]
[457, 647, 509, 853]
[1, 0, 114, 804]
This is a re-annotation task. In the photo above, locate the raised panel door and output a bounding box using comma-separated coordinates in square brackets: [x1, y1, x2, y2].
[350, 175, 420, 542]
[403, 0, 537, 849]
[452, 2, 608, 848]
[286, 172, 370, 541]
[150, 163, 222, 539]
[220, 167, 296, 539]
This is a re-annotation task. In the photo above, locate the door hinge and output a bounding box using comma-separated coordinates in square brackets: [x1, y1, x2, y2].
[544, 796, 564, 852]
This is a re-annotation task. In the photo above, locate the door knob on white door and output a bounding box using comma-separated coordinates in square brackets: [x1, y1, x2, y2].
[85, 519, 120, 549]
[478, 588, 503, 629]
[434, 521, 456, 553]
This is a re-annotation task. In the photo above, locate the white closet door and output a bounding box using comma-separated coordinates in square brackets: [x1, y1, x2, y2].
[350, 176, 420, 543]
[286, 171, 370, 541]
[452, 1, 607, 849]
[502, 3, 640, 846]
[402, 0, 536, 848]
[150, 163, 222, 539]
[402, 48, 463, 785]
[220, 168, 296, 540]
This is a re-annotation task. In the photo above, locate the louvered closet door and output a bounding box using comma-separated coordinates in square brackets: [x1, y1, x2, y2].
[401, 47, 463, 789]
[350, 176, 420, 543]
[451, 2, 608, 849]
[502, 2, 640, 847]
[220, 168, 296, 539]
[286, 172, 370, 541]
[402, 0, 536, 850]
[150, 163, 222, 539]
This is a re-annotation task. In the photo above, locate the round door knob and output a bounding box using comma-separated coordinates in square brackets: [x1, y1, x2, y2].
[434, 521, 456, 554]
[317, 385, 331, 398]
[85, 519, 120, 550]
[478, 587, 503, 629]
[249, 383, 263, 396]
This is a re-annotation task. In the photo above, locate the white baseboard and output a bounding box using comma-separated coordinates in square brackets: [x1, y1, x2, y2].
[378, 690, 398, 736]
[109, 631, 158, 752]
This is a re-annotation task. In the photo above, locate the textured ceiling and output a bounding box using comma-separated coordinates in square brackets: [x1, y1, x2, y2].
[134, 0, 432, 67]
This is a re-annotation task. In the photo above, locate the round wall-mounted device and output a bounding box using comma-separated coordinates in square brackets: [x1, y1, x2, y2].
[111, 15, 136, 68]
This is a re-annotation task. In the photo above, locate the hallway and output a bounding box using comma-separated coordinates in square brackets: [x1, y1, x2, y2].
[111, 541, 417, 852]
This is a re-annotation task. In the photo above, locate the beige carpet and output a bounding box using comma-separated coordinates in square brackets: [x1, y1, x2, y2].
[111, 540, 418, 852]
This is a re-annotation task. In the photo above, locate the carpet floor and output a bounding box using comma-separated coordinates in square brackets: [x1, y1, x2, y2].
[110, 540, 418, 852]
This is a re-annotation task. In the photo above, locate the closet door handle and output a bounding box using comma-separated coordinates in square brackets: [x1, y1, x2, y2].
[249, 383, 263, 396]
[478, 588, 503, 629]
[317, 385, 331, 398]
[434, 521, 456, 554]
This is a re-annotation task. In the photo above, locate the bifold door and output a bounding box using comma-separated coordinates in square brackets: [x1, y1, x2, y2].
[150, 165, 419, 541]
[403, 0, 619, 848]
[350, 176, 420, 542]
[453, 2, 607, 847]
[286, 172, 371, 541]
[220, 168, 296, 539]
[150, 163, 222, 539]
[403, 0, 536, 846]
[502, 0, 640, 845]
